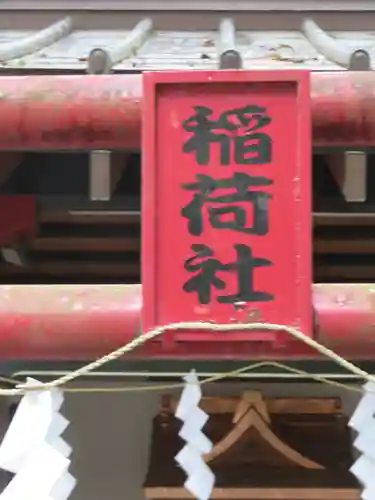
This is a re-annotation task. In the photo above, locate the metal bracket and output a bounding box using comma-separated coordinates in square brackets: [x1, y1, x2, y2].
[87, 49, 112, 201]
[218, 18, 243, 69]
[349, 49, 371, 71]
[87, 48, 112, 75]
[302, 19, 372, 71]
[220, 50, 242, 70]
[89, 150, 112, 201]
[86, 19, 152, 200]
[86, 18, 152, 75]
[328, 151, 367, 202]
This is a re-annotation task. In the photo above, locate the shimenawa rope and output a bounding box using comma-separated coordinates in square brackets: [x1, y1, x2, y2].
[0, 321, 373, 396]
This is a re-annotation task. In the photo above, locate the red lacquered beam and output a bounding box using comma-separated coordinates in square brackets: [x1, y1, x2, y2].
[0, 284, 374, 361]
[0, 72, 374, 150]
[0, 75, 142, 151]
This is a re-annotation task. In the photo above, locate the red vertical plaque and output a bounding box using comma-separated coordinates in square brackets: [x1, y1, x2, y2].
[142, 71, 311, 345]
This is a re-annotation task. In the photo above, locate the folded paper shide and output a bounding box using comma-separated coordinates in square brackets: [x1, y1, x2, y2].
[0, 371, 216, 500]
[0, 378, 76, 500]
[350, 381, 375, 500]
[175, 370, 215, 500]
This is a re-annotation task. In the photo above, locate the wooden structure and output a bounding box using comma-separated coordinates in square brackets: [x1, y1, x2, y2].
[144, 393, 359, 500]
[0, 14, 374, 285]
[0, 7, 373, 361]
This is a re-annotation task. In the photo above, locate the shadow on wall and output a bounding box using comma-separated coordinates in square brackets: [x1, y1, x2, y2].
[0, 152, 141, 198]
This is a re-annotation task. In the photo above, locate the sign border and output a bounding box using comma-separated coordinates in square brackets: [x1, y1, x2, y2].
[142, 70, 311, 336]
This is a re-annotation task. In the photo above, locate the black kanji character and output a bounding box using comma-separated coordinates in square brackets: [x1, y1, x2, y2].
[183, 243, 274, 305]
[181, 172, 272, 236]
[182, 105, 272, 165]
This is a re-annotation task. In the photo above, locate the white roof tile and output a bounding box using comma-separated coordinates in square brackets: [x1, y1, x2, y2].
[1, 23, 374, 71]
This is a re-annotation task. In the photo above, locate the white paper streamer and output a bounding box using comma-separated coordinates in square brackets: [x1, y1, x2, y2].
[175, 370, 215, 500]
[0, 378, 76, 500]
[350, 382, 375, 500]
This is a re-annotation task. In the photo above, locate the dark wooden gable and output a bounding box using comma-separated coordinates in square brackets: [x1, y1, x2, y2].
[144, 392, 360, 500]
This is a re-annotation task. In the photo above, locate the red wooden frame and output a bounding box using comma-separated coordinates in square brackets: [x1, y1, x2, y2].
[142, 70, 311, 350]
[0, 73, 372, 150]
[0, 284, 374, 361]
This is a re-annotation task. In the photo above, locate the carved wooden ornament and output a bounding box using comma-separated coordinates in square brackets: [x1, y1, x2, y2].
[144, 391, 359, 500]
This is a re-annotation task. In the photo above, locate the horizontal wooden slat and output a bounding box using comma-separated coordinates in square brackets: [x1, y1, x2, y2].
[39, 210, 141, 225]
[31, 237, 140, 252]
[315, 265, 375, 280]
[314, 239, 375, 254]
[314, 212, 375, 226]
[145, 487, 358, 499]
[12, 193, 375, 282]
[168, 397, 341, 415]
[0, 261, 140, 277]
[42, 210, 375, 227]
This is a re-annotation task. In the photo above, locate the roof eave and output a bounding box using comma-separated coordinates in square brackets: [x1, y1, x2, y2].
[2, 0, 375, 12]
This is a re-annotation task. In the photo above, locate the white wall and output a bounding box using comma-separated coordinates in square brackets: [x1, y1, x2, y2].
[0, 381, 363, 500]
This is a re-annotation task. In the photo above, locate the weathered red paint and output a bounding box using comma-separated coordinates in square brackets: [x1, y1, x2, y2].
[142, 70, 312, 347]
[0, 284, 374, 361]
[0, 75, 142, 150]
[0, 285, 142, 360]
[0, 72, 374, 149]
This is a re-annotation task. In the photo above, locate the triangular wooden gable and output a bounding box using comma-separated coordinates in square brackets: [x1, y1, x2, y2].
[144, 392, 360, 500]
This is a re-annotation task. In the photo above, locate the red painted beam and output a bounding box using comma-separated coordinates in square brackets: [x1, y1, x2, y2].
[0, 284, 374, 361]
[0, 72, 374, 150]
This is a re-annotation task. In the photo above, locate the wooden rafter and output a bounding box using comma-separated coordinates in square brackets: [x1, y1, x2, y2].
[204, 392, 323, 468]
[145, 487, 358, 500]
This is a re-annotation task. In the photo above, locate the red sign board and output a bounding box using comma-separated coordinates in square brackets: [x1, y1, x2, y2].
[142, 71, 311, 345]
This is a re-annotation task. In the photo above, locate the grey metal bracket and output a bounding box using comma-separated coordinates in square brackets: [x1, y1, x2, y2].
[220, 50, 243, 70]
[349, 49, 371, 71]
[218, 18, 243, 69]
[87, 47, 112, 75]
